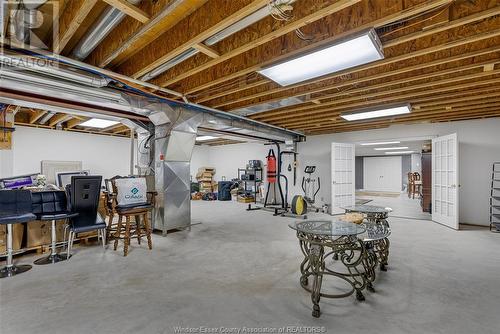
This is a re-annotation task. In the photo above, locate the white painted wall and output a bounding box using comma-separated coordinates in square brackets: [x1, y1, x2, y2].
[363, 156, 402, 192]
[6, 126, 134, 181]
[200, 119, 500, 226]
[0, 150, 14, 178]
[190, 145, 210, 180]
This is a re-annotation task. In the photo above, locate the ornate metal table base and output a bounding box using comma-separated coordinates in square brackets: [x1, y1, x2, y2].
[298, 234, 377, 318]
[344, 206, 391, 271]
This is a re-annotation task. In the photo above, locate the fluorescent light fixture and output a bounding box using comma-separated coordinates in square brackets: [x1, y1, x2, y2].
[341, 104, 411, 121]
[360, 141, 401, 146]
[385, 151, 415, 155]
[79, 118, 120, 128]
[258, 29, 383, 86]
[374, 146, 409, 151]
[196, 135, 217, 141]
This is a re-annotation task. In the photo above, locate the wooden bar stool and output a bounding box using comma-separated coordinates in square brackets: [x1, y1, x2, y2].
[107, 176, 156, 256]
[412, 172, 422, 199]
[407, 172, 414, 198]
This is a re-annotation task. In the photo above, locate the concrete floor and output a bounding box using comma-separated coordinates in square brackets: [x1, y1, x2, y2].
[1, 201, 499, 334]
[356, 193, 432, 220]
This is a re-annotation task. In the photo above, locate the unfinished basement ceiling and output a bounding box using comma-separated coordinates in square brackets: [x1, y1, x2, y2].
[3, 0, 500, 136]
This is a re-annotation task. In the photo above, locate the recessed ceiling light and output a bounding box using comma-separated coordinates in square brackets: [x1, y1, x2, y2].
[374, 146, 409, 151]
[385, 151, 415, 155]
[258, 29, 383, 86]
[341, 104, 411, 121]
[360, 141, 401, 146]
[196, 135, 217, 141]
[79, 118, 120, 129]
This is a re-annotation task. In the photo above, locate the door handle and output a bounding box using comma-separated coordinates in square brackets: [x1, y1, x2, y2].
[332, 181, 336, 184]
[451, 184, 456, 188]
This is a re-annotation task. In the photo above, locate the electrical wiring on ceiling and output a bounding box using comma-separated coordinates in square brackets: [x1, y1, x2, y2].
[268, 0, 315, 42]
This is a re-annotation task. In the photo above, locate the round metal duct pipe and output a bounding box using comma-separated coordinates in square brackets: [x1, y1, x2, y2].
[72, 0, 142, 60]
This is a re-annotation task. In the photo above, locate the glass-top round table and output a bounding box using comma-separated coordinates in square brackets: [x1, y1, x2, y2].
[289, 219, 382, 318]
[289, 220, 366, 237]
[342, 204, 392, 222]
[342, 205, 392, 271]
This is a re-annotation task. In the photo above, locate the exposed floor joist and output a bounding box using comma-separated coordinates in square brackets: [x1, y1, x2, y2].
[101, 0, 150, 23]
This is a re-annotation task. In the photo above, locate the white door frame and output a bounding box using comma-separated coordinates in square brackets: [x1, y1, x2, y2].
[331, 142, 355, 214]
[432, 133, 459, 229]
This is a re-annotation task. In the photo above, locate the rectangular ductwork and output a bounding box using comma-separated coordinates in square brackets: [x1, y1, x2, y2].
[0, 50, 304, 235]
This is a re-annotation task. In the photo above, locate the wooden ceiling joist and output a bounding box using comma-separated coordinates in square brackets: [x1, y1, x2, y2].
[257, 58, 500, 118]
[262, 77, 500, 128]
[87, 0, 208, 68]
[253, 70, 500, 125]
[301, 107, 500, 133]
[101, 123, 125, 133]
[48, 113, 72, 127]
[11, 0, 500, 136]
[116, 0, 271, 79]
[193, 43, 220, 58]
[54, 0, 98, 53]
[297, 101, 500, 131]
[152, 0, 363, 88]
[29, 110, 48, 124]
[206, 44, 500, 108]
[66, 117, 88, 129]
[178, 0, 455, 95]
[219, 26, 500, 111]
[112, 125, 130, 134]
[101, 0, 150, 23]
[219, 48, 500, 111]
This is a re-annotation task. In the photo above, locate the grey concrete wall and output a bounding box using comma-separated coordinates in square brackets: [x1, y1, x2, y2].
[402, 155, 411, 191]
[355, 156, 363, 189]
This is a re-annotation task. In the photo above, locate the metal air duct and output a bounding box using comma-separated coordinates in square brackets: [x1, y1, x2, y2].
[38, 111, 55, 124]
[0, 53, 110, 87]
[0, 66, 150, 115]
[140, 48, 198, 81]
[72, 0, 142, 60]
[10, 0, 48, 43]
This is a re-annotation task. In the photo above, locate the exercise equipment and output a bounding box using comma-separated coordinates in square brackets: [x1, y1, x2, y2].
[263, 146, 285, 209]
[291, 194, 308, 215]
[301, 165, 322, 212]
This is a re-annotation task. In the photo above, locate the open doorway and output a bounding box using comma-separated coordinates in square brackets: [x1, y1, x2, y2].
[354, 138, 432, 220]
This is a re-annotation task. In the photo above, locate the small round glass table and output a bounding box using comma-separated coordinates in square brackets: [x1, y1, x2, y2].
[289, 220, 371, 318]
[342, 204, 391, 223]
[357, 222, 391, 291]
[342, 205, 392, 271]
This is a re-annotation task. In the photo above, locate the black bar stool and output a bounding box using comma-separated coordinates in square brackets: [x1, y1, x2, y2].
[0, 190, 36, 278]
[31, 191, 78, 265]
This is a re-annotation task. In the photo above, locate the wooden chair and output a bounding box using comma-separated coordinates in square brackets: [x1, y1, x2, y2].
[105, 176, 156, 256]
[412, 172, 422, 199]
[407, 172, 414, 198]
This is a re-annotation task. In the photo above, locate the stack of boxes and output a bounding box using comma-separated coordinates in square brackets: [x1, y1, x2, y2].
[196, 167, 216, 193]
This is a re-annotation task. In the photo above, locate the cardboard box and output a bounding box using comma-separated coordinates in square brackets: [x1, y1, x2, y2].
[237, 196, 255, 203]
[0, 224, 24, 253]
[198, 167, 216, 174]
[27, 221, 51, 248]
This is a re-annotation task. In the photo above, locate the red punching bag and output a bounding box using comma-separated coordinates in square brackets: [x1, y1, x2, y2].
[267, 149, 277, 183]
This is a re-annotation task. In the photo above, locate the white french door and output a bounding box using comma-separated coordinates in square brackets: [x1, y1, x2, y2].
[432, 133, 459, 229]
[331, 142, 355, 214]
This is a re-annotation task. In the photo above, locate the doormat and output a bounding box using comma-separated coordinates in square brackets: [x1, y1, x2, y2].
[356, 191, 401, 198]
